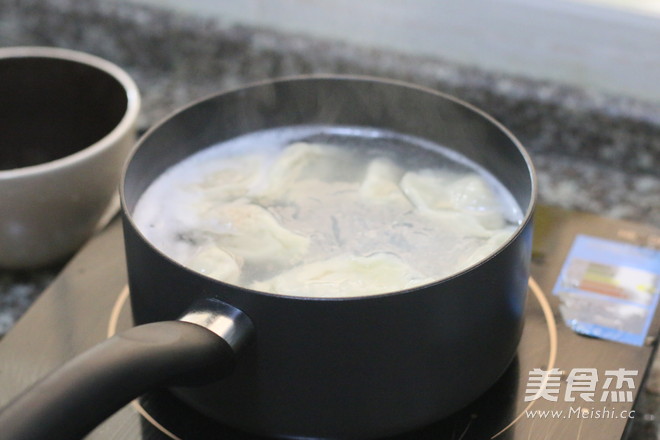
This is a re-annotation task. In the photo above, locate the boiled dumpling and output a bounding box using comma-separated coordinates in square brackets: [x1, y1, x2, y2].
[420, 210, 496, 239]
[446, 174, 506, 229]
[258, 142, 356, 200]
[400, 169, 506, 232]
[454, 228, 515, 270]
[359, 158, 410, 206]
[187, 154, 267, 202]
[198, 201, 309, 265]
[185, 246, 242, 284]
[251, 252, 434, 297]
[400, 169, 455, 211]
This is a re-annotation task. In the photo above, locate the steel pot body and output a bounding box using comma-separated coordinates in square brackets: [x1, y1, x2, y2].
[121, 76, 535, 439]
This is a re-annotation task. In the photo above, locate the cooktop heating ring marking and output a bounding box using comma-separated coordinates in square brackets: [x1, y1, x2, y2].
[490, 276, 558, 438]
[107, 278, 557, 440]
[107, 285, 129, 338]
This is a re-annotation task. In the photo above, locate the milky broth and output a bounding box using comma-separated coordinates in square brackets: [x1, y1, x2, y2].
[133, 125, 523, 298]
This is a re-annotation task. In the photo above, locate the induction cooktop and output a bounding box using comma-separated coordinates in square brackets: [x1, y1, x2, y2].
[0, 205, 659, 439]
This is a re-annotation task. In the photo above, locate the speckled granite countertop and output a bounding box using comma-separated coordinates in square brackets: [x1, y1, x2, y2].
[0, 0, 659, 436]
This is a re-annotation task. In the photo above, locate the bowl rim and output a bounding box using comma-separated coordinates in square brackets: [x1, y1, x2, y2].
[0, 46, 141, 179]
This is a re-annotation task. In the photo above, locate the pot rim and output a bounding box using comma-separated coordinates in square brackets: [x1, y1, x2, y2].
[120, 74, 537, 301]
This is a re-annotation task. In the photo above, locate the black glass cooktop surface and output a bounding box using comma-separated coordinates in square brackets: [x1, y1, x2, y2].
[0, 205, 658, 439]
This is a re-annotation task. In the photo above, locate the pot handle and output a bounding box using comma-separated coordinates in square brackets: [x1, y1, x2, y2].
[0, 299, 252, 440]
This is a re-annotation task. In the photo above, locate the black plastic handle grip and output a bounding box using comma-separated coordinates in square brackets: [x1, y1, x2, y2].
[0, 321, 235, 440]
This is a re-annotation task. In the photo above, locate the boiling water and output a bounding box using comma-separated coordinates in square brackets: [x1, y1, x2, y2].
[133, 126, 523, 298]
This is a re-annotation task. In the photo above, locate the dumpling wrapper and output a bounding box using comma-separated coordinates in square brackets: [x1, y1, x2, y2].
[199, 201, 310, 265]
[400, 169, 455, 211]
[185, 246, 242, 284]
[420, 210, 496, 239]
[454, 228, 515, 270]
[258, 142, 356, 200]
[359, 158, 410, 206]
[446, 174, 506, 229]
[188, 154, 268, 202]
[251, 253, 434, 298]
[400, 170, 506, 230]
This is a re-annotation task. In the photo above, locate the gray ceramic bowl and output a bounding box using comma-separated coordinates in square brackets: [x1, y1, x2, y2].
[0, 46, 140, 269]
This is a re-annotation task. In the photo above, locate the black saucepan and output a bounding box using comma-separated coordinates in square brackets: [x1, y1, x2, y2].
[0, 76, 536, 439]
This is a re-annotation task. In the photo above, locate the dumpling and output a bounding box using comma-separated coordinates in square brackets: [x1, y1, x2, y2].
[400, 170, 506, 231]
[198, 201, 309, 265]
[400, 169, 455, 211]
[258, 142, 356, 200]
[185, 246, 242, 284]
[420, 210, 496, 239]
[251, 252, 434, 297]
[187, 154, 267, 202]
[359, 158, 410, 206]
[446, 174, 506, 229]
[454, 228, 515, 270]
